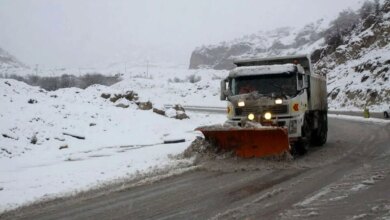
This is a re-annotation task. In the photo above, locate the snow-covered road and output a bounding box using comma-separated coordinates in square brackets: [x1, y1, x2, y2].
[3, 117, 390, 220]
[1, 64, 388, 216]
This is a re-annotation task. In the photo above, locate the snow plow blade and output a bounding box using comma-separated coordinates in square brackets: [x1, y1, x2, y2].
[197, 127, 290, 158]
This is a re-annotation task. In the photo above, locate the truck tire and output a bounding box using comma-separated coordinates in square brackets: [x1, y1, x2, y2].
[385, 111, 389, 119]
[311, 113, 328, 146]
[291, 116, 311, 156]
[291, 138, 308, 156]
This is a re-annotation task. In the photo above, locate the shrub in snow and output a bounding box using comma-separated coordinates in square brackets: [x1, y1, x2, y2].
[78, 73, 121, 89]
[325, 9, 359, 50]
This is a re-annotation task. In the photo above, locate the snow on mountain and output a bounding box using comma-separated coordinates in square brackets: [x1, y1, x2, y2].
[189, 19, 328, 70]
[0, 47, 28, 75]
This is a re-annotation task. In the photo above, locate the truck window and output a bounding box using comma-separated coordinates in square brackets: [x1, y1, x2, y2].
[231, 72, 297, 97]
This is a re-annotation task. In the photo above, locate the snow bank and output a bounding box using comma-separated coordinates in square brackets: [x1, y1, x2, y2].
[0, 70, 227, 213]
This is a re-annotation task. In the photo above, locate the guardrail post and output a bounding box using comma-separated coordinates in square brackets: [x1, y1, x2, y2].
[363, 107, 370, 118]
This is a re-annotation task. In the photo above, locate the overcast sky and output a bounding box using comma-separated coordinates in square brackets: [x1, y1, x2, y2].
[0, 0, 363, 68]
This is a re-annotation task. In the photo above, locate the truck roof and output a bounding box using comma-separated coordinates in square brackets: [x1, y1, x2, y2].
[229, 64, 297, 78]
[233, 54, 311, 74]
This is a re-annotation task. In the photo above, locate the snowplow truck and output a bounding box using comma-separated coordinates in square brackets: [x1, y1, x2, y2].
[198, 55, 327, 157]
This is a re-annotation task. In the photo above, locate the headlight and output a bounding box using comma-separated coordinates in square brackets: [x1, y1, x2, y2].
[275, 98, 283, 105]
[264, 112, 272, 120]
[248, 113, 255, 121]
[238, 101, 245, 107]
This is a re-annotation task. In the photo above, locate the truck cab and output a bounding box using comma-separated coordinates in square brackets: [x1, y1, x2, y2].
[220, 55, 328, 154]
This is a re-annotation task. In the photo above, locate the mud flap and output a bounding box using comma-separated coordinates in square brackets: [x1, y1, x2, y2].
[197, 127, 290, 158]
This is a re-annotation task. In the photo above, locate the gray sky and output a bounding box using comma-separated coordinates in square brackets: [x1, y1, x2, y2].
[0, 0, 363, 68]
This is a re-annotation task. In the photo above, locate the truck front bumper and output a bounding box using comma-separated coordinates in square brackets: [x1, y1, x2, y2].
[226, 114, 304, 138]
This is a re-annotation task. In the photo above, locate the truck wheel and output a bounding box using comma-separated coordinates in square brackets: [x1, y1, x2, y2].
[291, 117, 310, 156]
[385, 112, 389, 119]
[291, 139, 308, 156]
[311, 113, 328, 146]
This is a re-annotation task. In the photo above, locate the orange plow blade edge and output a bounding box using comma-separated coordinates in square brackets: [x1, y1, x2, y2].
[196, 127, 290, 158]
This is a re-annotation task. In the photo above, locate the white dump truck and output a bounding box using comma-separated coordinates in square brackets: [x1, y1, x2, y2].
[198, 55, 327, 157]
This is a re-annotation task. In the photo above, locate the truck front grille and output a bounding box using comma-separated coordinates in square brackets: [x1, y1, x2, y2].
[235, 105, 288, 116]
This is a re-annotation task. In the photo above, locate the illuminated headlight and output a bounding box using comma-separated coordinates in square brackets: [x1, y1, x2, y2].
[275, 98, 283, 105]
[264, 112, 272, 120]
[248, 113, 255, 121]
[238, 101, 245, 107]
[289, 120, 297, 134]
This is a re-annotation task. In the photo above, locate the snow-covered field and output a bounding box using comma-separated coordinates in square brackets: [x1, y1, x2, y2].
[0, 66, 228, 213]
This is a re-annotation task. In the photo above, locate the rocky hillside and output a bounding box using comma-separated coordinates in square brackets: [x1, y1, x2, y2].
[316, 0, 390, 111]
[189, 19, 327, 70]
[189, 0, 390, 111]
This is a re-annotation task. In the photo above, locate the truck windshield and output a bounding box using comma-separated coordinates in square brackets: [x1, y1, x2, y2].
[231, 73, 297, 97]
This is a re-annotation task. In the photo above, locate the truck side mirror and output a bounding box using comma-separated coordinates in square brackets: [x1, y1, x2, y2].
[220, 79, 229, 100]
[297, 74, 308, 90]
[303, 75, 309, 89]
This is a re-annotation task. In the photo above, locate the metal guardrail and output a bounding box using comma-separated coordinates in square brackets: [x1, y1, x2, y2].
[328, 111, 383, 119]
[164, 105, 226, 114]
[164, 104, 386, 119]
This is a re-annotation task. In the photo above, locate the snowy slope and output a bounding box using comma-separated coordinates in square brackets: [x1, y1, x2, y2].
[0, 66, 229, 212]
